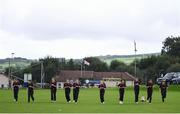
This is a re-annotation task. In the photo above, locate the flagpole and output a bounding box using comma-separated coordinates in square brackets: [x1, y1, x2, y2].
[81, 60, 83, 78]
[84, 65, 85, 78]
[82, 59, 90, 77]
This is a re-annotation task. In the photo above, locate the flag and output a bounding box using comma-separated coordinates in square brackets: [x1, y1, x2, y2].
[84, 60, 90, 66]
[134, 40, 137, 52]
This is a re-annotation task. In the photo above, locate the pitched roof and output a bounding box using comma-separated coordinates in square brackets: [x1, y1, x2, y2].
[55, 70, 136, 82]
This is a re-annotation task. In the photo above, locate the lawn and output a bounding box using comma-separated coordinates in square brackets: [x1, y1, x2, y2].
[0, 85, 180, 113]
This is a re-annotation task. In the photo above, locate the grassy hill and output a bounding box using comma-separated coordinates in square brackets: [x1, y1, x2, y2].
[96, 52, 160, 65]
[0, 52, 160, 71]
[0, 57, 33, 70]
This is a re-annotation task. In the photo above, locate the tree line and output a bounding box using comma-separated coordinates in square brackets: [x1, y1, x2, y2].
[5, 36, 180, 83]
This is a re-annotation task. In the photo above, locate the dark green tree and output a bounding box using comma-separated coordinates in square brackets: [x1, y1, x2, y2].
[110, 60, 126, 71]
[136, 56, 157, 70]
[162, 36, 180, 57]
[66, 59, 75, 70]
[167, 63, 180, 72]
[39, 56, 60, 82]
[84, 57, 108, 72]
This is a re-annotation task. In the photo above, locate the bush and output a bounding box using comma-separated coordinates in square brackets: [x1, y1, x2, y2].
[167, 63, 180, 72]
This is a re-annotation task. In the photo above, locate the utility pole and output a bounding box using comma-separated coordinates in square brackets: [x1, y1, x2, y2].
[8, 58, 11, 88]
[80, 59, 83, 78]
[134, 41, 137, 77]
[40, 62, 45, 88]
[81, 64, 83, 78]
[8, 53, 14, 88]
[84, 65, 85, 78]
[11, 53, 15, 79]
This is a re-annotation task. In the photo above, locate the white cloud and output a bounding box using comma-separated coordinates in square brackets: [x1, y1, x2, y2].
[0, 0, 179, 59]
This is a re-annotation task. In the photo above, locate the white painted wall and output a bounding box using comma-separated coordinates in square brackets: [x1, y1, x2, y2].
[104, 81, 134, 87]
[0, 74, 9, 88]
[57, 82, 64, 89]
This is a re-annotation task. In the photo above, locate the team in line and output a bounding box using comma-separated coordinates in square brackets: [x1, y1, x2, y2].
[12, 78, 168, 104]
[98, 79, 168, 104]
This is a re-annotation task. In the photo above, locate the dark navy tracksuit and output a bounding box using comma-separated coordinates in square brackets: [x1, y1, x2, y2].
[27, 82, 34, 103]
[159, 83, 168, 102]
[73, 82, 81, 103]
[98, 83, 106, 103]
[134, 81, 140, 103]
[64, 82, 72, 102]
[146, 82, 153, 103]
[118, 82, 126, 102]
[13, 81, 19, 102]
[50, 81, 57, 101]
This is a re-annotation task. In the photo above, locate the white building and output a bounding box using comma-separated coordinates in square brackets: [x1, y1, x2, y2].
[0, 74, 9, 88]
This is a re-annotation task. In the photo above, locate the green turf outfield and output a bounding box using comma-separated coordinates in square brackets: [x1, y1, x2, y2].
[0, 85, 180, 113]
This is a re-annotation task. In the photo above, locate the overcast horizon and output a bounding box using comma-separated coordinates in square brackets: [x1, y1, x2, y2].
[0, 0, 180, 59]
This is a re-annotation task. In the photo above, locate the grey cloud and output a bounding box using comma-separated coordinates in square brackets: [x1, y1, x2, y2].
[0, 0, 179, 42]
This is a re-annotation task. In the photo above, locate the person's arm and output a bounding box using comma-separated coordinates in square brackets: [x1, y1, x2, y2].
[12, 83, 14, 91]
[69, 83, 72, 88]
[12, 83, 15, 88]
[29, 83, 34, 89]
[27, 84, 29, 91]
[64, 83, 66, 89]
[117, 83, 120, 87]
[17, 82, 20, 87]
[29, 86, 33, 88]
[51, 83, 56, 87]
[121, 83, 126, 88]
[159, 85, 161, 91]
[50, 82, 51, 88]
[72, 83, 75, 89]
[138, 82, 141, 87]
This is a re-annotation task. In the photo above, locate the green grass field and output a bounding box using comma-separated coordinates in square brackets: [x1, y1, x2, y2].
[0, 85, 180, 113]
[102, 55, 147, 65]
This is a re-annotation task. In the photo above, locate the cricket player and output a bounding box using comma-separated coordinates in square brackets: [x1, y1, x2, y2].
[50, 78, 57, 102]
[98, 80, 106, 104]
[64, 79, 72, 103]
[12, 79, 20, 102]
[73, 79, 81, 104]
[27, 80, 34, 103]
[118, 79, 126, 104]
[159, 80, 168, 102]
[134, 78, 140, 104]
[146, 79, 153, 103]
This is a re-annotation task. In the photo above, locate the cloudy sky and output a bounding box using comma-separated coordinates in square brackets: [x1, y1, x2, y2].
[0, 0, 180, 59]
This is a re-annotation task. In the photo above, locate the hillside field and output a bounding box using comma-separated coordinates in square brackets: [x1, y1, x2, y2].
[97, 53, 160, 65]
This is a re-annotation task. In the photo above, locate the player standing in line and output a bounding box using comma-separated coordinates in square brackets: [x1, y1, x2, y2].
[73, 79, 81, 104]
[12, 79, 20, 102]
[146, 79, 153, 104]
[50, 78, 57, 102]
[98, 80, 106, 104]
[27, 80, 34, 103]
[64, 79, 72, 103]
[134, 78, 140, 104]
[118, 79, 126, 104]
[159, 80, 168, 102]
